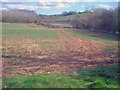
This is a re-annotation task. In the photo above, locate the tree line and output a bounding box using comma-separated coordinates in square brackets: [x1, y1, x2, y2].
[71, 8, 118, 34]
[1, 9, 41, 24]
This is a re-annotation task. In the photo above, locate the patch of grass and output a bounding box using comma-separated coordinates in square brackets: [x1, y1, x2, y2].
[3, 64, 118, 88]
[103, 48, 117, 54]
[25, 24, 39, 28]
[2, 29, 59, 40]
[3, 73, 85, 88]
[104, 41, 119, 46]
[2, 23, 25, 28]
[2, 23, 60, 40]
[65, 30, 119, 46]
[77, 64, 118, 88]
[60, 30, 71, 39]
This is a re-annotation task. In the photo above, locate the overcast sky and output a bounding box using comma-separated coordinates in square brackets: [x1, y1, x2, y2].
[0, 0, 118, 15]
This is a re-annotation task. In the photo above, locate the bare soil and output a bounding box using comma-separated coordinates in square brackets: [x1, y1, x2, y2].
[2, 26, 118, 78]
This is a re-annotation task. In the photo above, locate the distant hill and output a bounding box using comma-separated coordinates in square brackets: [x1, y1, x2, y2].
[39, 12, 91, 22]
[52, 13, 90, 22]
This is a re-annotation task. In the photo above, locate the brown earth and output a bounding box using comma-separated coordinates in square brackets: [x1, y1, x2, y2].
[2, 25, 118, 78]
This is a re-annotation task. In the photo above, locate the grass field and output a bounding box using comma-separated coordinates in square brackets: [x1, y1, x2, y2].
[52, 13, 90, 22]
[2, 23, 119, 88]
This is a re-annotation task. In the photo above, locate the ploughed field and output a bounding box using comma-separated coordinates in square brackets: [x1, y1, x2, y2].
[2, 23, 118, 77]
[2, 23, 119, 88]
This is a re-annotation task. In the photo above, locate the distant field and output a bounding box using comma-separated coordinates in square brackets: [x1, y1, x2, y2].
[52, 13, 89, 22]
[2, 23, 119, 88]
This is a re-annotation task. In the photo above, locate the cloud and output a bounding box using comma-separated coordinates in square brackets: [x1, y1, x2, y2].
[71, 3, 75, 5]
[6, 4, 47, 10]
[56, 3, 65, 8]
[81, 5, 86, 8]
[0, 7, 7, 10]
[6, 4, 36, 10]
[38, 6, 51, 9]
[98, 4, 112, 8]
[37, 3, 70, 9]
[56, 3, 69, 8]
[1, 0, 119, 2]
[5, 2, 70, 10]
[37, 2, 70, 9]
[80, 0, 96, 1]
[1, 0, 35, 2]
[37, 0, 77, 3]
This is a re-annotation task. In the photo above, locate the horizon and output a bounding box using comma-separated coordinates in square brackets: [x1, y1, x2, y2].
[1, 2, 118, 15]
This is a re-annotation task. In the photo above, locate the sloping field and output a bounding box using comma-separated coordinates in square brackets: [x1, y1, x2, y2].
[2, 23, 119, 88]
[52, 13, 90, 22]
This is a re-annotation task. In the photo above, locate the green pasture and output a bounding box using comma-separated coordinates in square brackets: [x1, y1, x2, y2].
[3, 64, 118, 88]
[52, 13, 90, 22]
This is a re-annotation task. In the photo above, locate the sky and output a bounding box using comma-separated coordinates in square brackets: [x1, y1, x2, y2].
[0, 0, 119, 15]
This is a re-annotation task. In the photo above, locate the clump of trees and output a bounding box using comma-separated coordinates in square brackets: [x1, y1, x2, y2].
[2, 9, 41, 24]
[72, 8, 118, 34]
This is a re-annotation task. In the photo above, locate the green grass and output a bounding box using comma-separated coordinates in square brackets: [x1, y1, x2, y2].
[2, 23, 60, 40]
[3, 64, 118, 88]
[3, 29, 59, 39]
[104, 41, 119, 46]
[77, 64, 119, 88]
[25, 24, 39, 28]
[65, 30, 119, 46]
[103, 48, 117, 54]
[2, 23, 25, 28]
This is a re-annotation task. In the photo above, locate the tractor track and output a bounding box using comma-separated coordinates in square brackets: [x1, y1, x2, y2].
[57, 29, 71, 52]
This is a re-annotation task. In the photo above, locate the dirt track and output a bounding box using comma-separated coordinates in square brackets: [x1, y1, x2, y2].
[2, 25, 118, 78]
